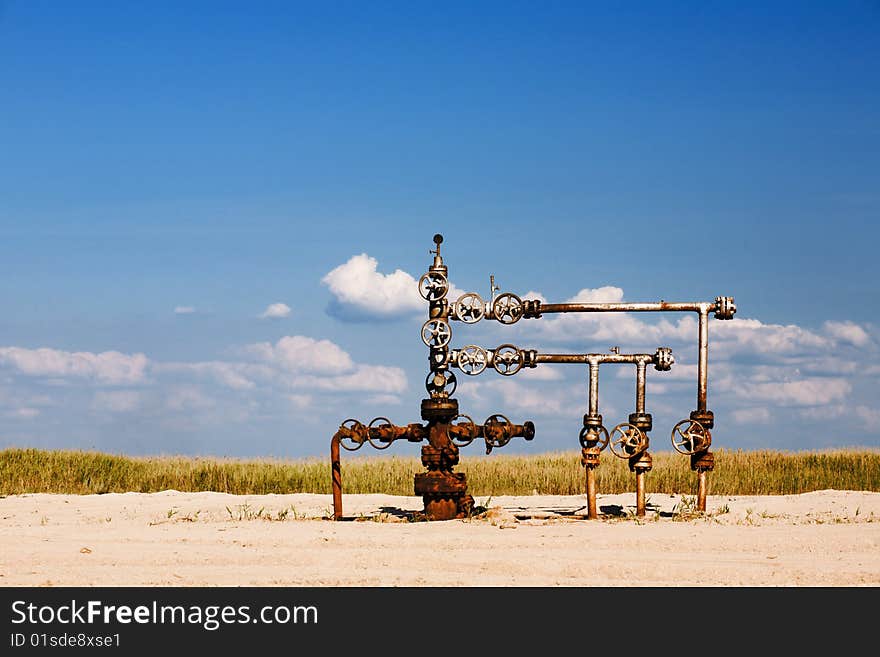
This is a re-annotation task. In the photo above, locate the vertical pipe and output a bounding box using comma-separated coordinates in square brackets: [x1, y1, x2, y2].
[586, 466, 598, 520]
[698, 308, 709, 412]
[635, 361, 646, 415]
[636, 471, 646, 517]
[589, 360, 599, 416]
[331, 435, 343, 521]
[697, 470, 707, 512]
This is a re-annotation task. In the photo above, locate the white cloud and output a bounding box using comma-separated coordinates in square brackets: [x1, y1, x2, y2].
[823, 320, 872, 347]
[291, 365, 407, 394]
[92, 390, 141, 413]
[321, 253, 463, 322]
[174, 306, 196, 314]
[322, 253, 424, 321]
[247, 336, 355, 375]
[165, 385, 216, 412]
[157, 361, 258, 390]
[731, 407, 772, 424]
[287, 394, 313, 410]
[259, 302, 291, 319]
[0, 347, 148, 384]
[5, 407, 40, 419]
[855, 405, 880, 425]
[720, 375, 851, 406]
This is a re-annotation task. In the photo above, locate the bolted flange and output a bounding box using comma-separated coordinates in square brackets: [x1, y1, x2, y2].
[414, 471, 468, 495]
[628, 412, 653, 432]
[581, 446, 602, 468]
[690, 409, 715, 430]
[690, 450, 715, 472]
[583, 413, 603, 429]
[420, 444, 460, 470]
[629, 451, 653, 473]
[421, 398, 459, 423]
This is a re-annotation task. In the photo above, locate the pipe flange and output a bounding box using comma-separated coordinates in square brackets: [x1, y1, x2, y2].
[583, 413, 603, 429]
[581, 447, 602, 467]
[653, 347, 674, 371]
[714, 296, 736, 320]
[628, 412, 653, 432]
[690, 409, 715, 430]
[690, 450, 715, 472]
[629, 451, 653, 473]
[420, 397, 459, 422]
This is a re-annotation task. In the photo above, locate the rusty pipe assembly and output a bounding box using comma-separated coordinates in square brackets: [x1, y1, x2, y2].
[331, 232, 736, 521]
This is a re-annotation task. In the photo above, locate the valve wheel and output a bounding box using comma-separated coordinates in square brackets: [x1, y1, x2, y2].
[458, 344, 488, 375]
[578, 424, 610, 451]
[671, 418, 711, 455]
[492, 292, 524, 325]
[421, 318, 452, 348]
[366, 416, 395, 450]
[425, 369, 457, 396]
[483, 413, 512, 449]
[338, 418, 367, 451]
[609, 422, 648, 459]
[453, 293, 485, 324]
[418, 271, 449, 301]
[492, 344, 523, 376]
[449, 413, 478, 447]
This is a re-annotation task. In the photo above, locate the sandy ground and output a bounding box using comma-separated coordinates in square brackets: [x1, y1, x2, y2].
[1, 489, 878, 586]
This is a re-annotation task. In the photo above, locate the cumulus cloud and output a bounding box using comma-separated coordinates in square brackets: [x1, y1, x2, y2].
[823, 320, 872, 347]
[91, 390, 141, 413]
[0, 347, 148, 384]
[174, 306, 196, 314]
[247, 336, 355, 375]
[322, 253, 424, 321]
[321, 253, 463, 322]
[156, 361, 259, 390]
[259, 302, 291, 319]
[719, 375, 851, 406]
[731, 407, 772, 424]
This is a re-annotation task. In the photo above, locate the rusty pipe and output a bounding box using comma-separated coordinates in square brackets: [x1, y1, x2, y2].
[697, 470, 708, 512]
[698, 307, 708, 412]
[636, 360, 647, 415]
[537, 301, 714, 314]
[588, 360, 599, 416]
[331, 432, 343, 521]
[535, 353, 655, 365]
[586, 466, 598, 520]
[635, 471, 646, 517]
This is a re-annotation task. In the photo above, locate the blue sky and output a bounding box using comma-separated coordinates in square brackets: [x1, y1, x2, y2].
[1, 1, 878, 458]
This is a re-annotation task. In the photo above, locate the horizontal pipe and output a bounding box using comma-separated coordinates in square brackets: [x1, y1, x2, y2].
[535, 353, 654, 365]
[538, 302, 712, 314]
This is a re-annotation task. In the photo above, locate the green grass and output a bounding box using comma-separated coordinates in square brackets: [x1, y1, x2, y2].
[0, 447, 878, 496]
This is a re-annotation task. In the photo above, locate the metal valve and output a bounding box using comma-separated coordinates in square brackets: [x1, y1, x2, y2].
[482, 414, 535, 454]
[714, 296, 736, 320]
[452, 292, 486, 324]
[653, 347, 674, 371]
[418, 271, 449, 301]
[578, 424, 610, 450]
[421, 318, 452, 348]
[491, 292, 524, 324]
[425, 370, 457, 396]
[337, 418, 369, 451]
[671, 418, 712, 455]
[456, 345, 488, 375]
[608, 422, 649, 459]
[492, 344, 524, 375]
[448, 413, 479, 447]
